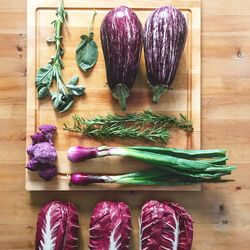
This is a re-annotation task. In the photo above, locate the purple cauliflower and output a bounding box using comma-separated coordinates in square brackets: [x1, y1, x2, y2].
[26, 124, 58, 181]
[39, 124, 57, 144]
[27, 144, 34, 157]
[31, 132, 47, 144]
[26, 159, 41, 171]
[33, 142, 57, 163]
[39, 164, 58, 181]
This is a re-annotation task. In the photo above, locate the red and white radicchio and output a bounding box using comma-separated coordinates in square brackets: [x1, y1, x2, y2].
[89, 201, 132, 250]
[139, 200, 193, 250]
[35, 201, 79, 250]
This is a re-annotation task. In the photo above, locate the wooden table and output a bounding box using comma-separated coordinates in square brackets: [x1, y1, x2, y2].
[0, 0, 249, 249]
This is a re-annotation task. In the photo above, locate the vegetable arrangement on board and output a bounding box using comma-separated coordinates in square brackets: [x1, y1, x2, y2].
[100, 6, 143, 110]
[76, 10, 98, 72]
[89, 201, 131, 250]
[35, 0, 85, 112]
[35, 201, 79, 250]
[64, 111, 193, 143]
[144, 6, 187, 103]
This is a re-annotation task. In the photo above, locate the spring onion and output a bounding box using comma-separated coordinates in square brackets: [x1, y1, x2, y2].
[69, 168, 191, 186]
[67, 146, 236, 181]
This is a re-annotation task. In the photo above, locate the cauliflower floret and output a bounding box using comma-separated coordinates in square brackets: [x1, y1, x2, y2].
[33, 142, 57, 163]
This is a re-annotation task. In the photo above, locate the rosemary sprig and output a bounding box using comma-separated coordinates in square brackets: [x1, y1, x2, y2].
[84, 124, 170, 143]
[72, 111, 192, 130]
[63, 111, 193, 143]
[35, 0, 85, 112]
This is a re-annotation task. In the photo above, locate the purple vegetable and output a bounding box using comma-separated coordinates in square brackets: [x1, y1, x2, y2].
[70, 172, 108, 185]
[89, 201, 131, 250]
[39, 124, 57, 135]
[100, 6, 143, 110]
[144, 6, 187, 103]
[139, 200, 193, 250]
[33, 142, 57, 163]
[39, 124, 57, 144]
[39, 164, 58, 181]
[31, 132, 47, 144]
[67, 146, 98, 162]
[27, 144, 34, 157]
[26, 158, 40, 171]
[26, 124, 58, 181]
[35, 201, 79, 250]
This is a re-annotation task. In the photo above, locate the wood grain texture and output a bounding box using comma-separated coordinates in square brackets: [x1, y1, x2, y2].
[0, 0, 249, 249]
[26, 0, 201, 191]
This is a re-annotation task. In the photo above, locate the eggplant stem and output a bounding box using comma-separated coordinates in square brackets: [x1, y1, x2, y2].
[113, 84, 129, 111]
[152, 85, 169, 103]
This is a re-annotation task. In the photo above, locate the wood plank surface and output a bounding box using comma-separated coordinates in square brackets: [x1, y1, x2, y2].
[0, 0, 249, 249]
[26, 0, 201, 191]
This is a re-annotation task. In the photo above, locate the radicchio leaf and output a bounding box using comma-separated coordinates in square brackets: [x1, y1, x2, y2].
[35, 201, 79, 250]
[62, 203, 80, 249]
[89, 201, 131, 250]
[168, 203, 193, 250]
[139, 200, 193, 250]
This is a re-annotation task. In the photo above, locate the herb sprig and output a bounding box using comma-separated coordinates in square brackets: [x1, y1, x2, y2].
[63, 111, 193, 143]
[35, 0, 85, 113]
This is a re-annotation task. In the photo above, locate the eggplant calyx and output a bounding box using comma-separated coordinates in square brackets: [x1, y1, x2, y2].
[152, 85, 169, 103]
[113, 84, 129, 111]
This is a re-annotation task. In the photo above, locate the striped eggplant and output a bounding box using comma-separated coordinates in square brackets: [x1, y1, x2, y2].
[100, 6, 143, 110]
[144, 6, 187, 103]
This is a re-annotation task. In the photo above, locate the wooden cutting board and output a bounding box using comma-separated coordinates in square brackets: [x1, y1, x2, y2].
[26, 0, 201, 191]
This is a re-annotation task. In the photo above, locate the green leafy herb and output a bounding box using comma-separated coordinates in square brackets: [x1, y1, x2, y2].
[76, 10, 98, 72]
[35, 0, 85, 113]
[63, 111, 193, 143]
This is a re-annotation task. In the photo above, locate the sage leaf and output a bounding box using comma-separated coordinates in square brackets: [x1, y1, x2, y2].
[59, 99, 75, 113]
[52, 93, 63, 109]
[38, 86, 50, 99]
[68, 75, 79, 86]
[76, 35, 98, 72]
[67, 85, 85, 96]
[35, 64, 53, 86]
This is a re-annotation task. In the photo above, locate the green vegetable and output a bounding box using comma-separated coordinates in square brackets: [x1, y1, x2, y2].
[76, 10, 98, 72]
[67, 145, 236, 181]
[63, 111, 193, 143]
[35, 0, 85, 112]
[69, 169, 192, 186]
[127, 146, 226, 159]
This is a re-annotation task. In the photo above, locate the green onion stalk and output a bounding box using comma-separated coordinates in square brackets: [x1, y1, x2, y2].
[67, 145, 236, 184]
